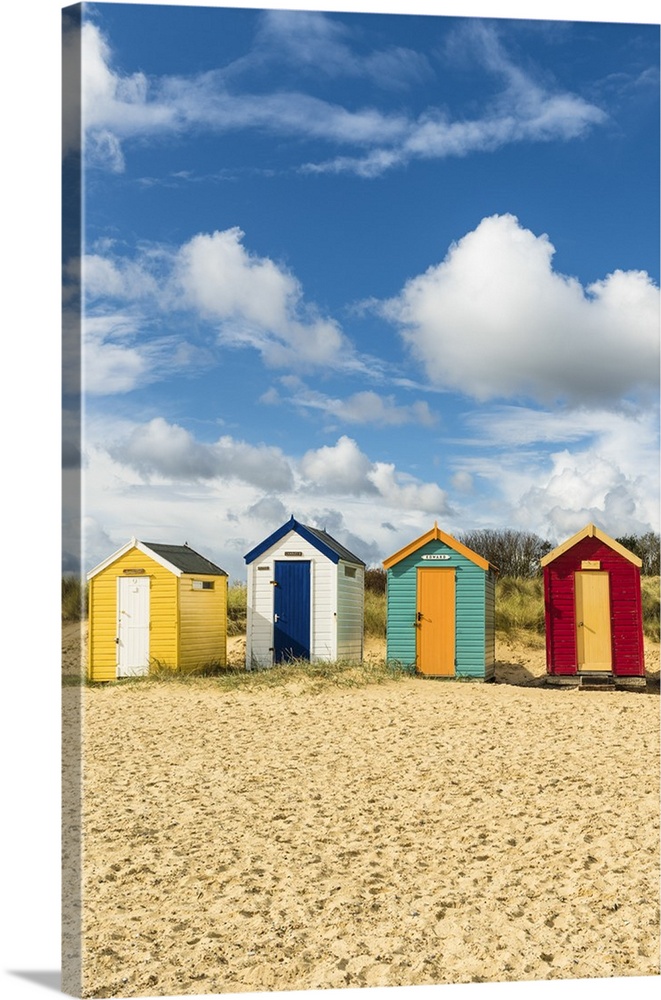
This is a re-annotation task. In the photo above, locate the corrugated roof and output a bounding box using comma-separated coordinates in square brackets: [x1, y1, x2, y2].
[142, 542, 228, 576]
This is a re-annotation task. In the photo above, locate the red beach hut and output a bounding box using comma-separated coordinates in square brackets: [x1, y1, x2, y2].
[540, 523, 645, 688]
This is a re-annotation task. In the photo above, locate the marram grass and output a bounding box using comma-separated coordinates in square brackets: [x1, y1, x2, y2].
[113, 654, 408, 694]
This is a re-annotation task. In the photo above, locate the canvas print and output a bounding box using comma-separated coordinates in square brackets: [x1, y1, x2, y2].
[61, 2, 660, 998]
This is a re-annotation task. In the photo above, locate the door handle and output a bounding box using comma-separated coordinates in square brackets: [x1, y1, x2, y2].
[578, 621, 584, 627]
[417, 611, 423, 621]
[274, 613, 279, 622]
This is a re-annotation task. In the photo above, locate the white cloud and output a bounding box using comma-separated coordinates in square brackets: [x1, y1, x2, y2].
[83, 253, 160, 300]
[299, 435, 449, 514]
[383, 214, 659, 403]
[253, 10, 431, 90]
[299, 436, 377, 496]
[449, 403, 659, 541]
[265, 379, 437, 427]
[81, 21, 180, 170]
[80, 17, 606, 177]
[114, 417, 295, 491]
[173, 228, 351, 370]
[76, 422, 453, 578]
[79, 228, 357, 386]
[82, 313, 205, 396]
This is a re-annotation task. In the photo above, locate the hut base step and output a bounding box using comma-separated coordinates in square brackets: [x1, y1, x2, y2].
[547, 673, 646, 691]
[578, 673, 616, 691]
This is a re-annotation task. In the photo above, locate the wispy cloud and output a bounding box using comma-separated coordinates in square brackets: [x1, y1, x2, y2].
[78, 14, 607, 177]
[263, 377, 438, 428]
[250, 10, 433, 90]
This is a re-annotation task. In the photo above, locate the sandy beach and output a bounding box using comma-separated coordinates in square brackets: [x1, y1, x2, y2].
[63, 625, 660, 997]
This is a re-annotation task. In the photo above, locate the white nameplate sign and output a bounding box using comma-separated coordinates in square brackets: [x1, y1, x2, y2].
[421, 554, 451, 561]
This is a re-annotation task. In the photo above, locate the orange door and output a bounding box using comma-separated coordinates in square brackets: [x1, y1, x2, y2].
[575, 571, 612, 672]
[416, 568, 455, 676]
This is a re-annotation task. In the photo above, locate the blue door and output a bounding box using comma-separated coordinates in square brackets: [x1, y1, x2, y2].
[274, 561, 311, 662]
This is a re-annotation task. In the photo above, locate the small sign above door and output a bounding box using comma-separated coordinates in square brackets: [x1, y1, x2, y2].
[421, 554, 451, 561]
[581, 560, 601, 570]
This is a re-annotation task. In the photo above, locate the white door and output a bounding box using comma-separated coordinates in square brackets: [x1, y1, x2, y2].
[117, 576, 150, 676]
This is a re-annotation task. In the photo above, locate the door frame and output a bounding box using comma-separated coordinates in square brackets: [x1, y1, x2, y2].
[116, 575, 150, 677]
[574, 570, 612, 672]
[416, 566, 456, 677]
[273, 559, 312, 663]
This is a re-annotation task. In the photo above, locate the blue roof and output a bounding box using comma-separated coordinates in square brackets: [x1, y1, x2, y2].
[244, 517, 365, 566]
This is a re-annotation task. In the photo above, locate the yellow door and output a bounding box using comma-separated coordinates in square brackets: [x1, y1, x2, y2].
[416, 568, 455, 676]
[575, 571, 612, 672]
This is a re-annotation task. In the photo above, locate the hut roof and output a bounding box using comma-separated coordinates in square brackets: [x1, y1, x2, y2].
[540, 523, 642, 568]
[87, 538, 227, 580]
[244, 516, 366, 566]
[141, 542, 227, 576]
[383, 523, 496, 572]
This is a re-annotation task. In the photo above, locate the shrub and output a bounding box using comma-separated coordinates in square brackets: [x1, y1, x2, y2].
[459, 529, 552, 577]
[364, 567, 386, 594]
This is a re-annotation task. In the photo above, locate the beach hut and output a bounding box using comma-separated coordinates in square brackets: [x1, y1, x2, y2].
[87, 538, 228, 681]
[383, 523, 498, 680]
[540, 523, 645, 687]
[244, 516, 365, 668]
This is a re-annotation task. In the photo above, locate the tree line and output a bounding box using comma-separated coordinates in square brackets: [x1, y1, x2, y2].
[459, 528, 660, 578]
[364, 529, 660, 587]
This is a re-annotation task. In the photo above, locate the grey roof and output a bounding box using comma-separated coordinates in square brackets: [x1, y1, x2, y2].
[300, 524, 366, 567]
[142, 542, 227, 576]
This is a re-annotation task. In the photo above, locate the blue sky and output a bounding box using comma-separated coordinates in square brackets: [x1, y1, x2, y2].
[63, 1, 660, 581]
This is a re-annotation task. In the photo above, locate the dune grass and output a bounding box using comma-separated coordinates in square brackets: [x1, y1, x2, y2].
[62, 576, 87, 620]
[106, 654, 408, 694]
[641, 576, 660, 642]
[227, 581, 247, 635]
[495, 576, 546, 644]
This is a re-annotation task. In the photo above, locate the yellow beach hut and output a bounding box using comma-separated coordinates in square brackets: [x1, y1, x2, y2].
[86, 538, 228, 681]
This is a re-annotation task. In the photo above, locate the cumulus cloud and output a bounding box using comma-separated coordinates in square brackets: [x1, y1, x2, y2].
[79, 422, 452, 577]
[450, 403, 659, 541]
[299, 435, 449, 514]
[383, 214, 660, 404]
[114, 417, 295, 491]
[173, 228, 351, 370]
[299, 436, 377, 496]
[80, 228, 358, 383]
[519, 448, 658, 542]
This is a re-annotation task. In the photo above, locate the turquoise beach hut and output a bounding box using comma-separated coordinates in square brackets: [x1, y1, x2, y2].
[383, 523, 498, 680]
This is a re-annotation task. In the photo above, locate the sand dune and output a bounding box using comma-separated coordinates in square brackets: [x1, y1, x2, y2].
[63, 624, 660, 997]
